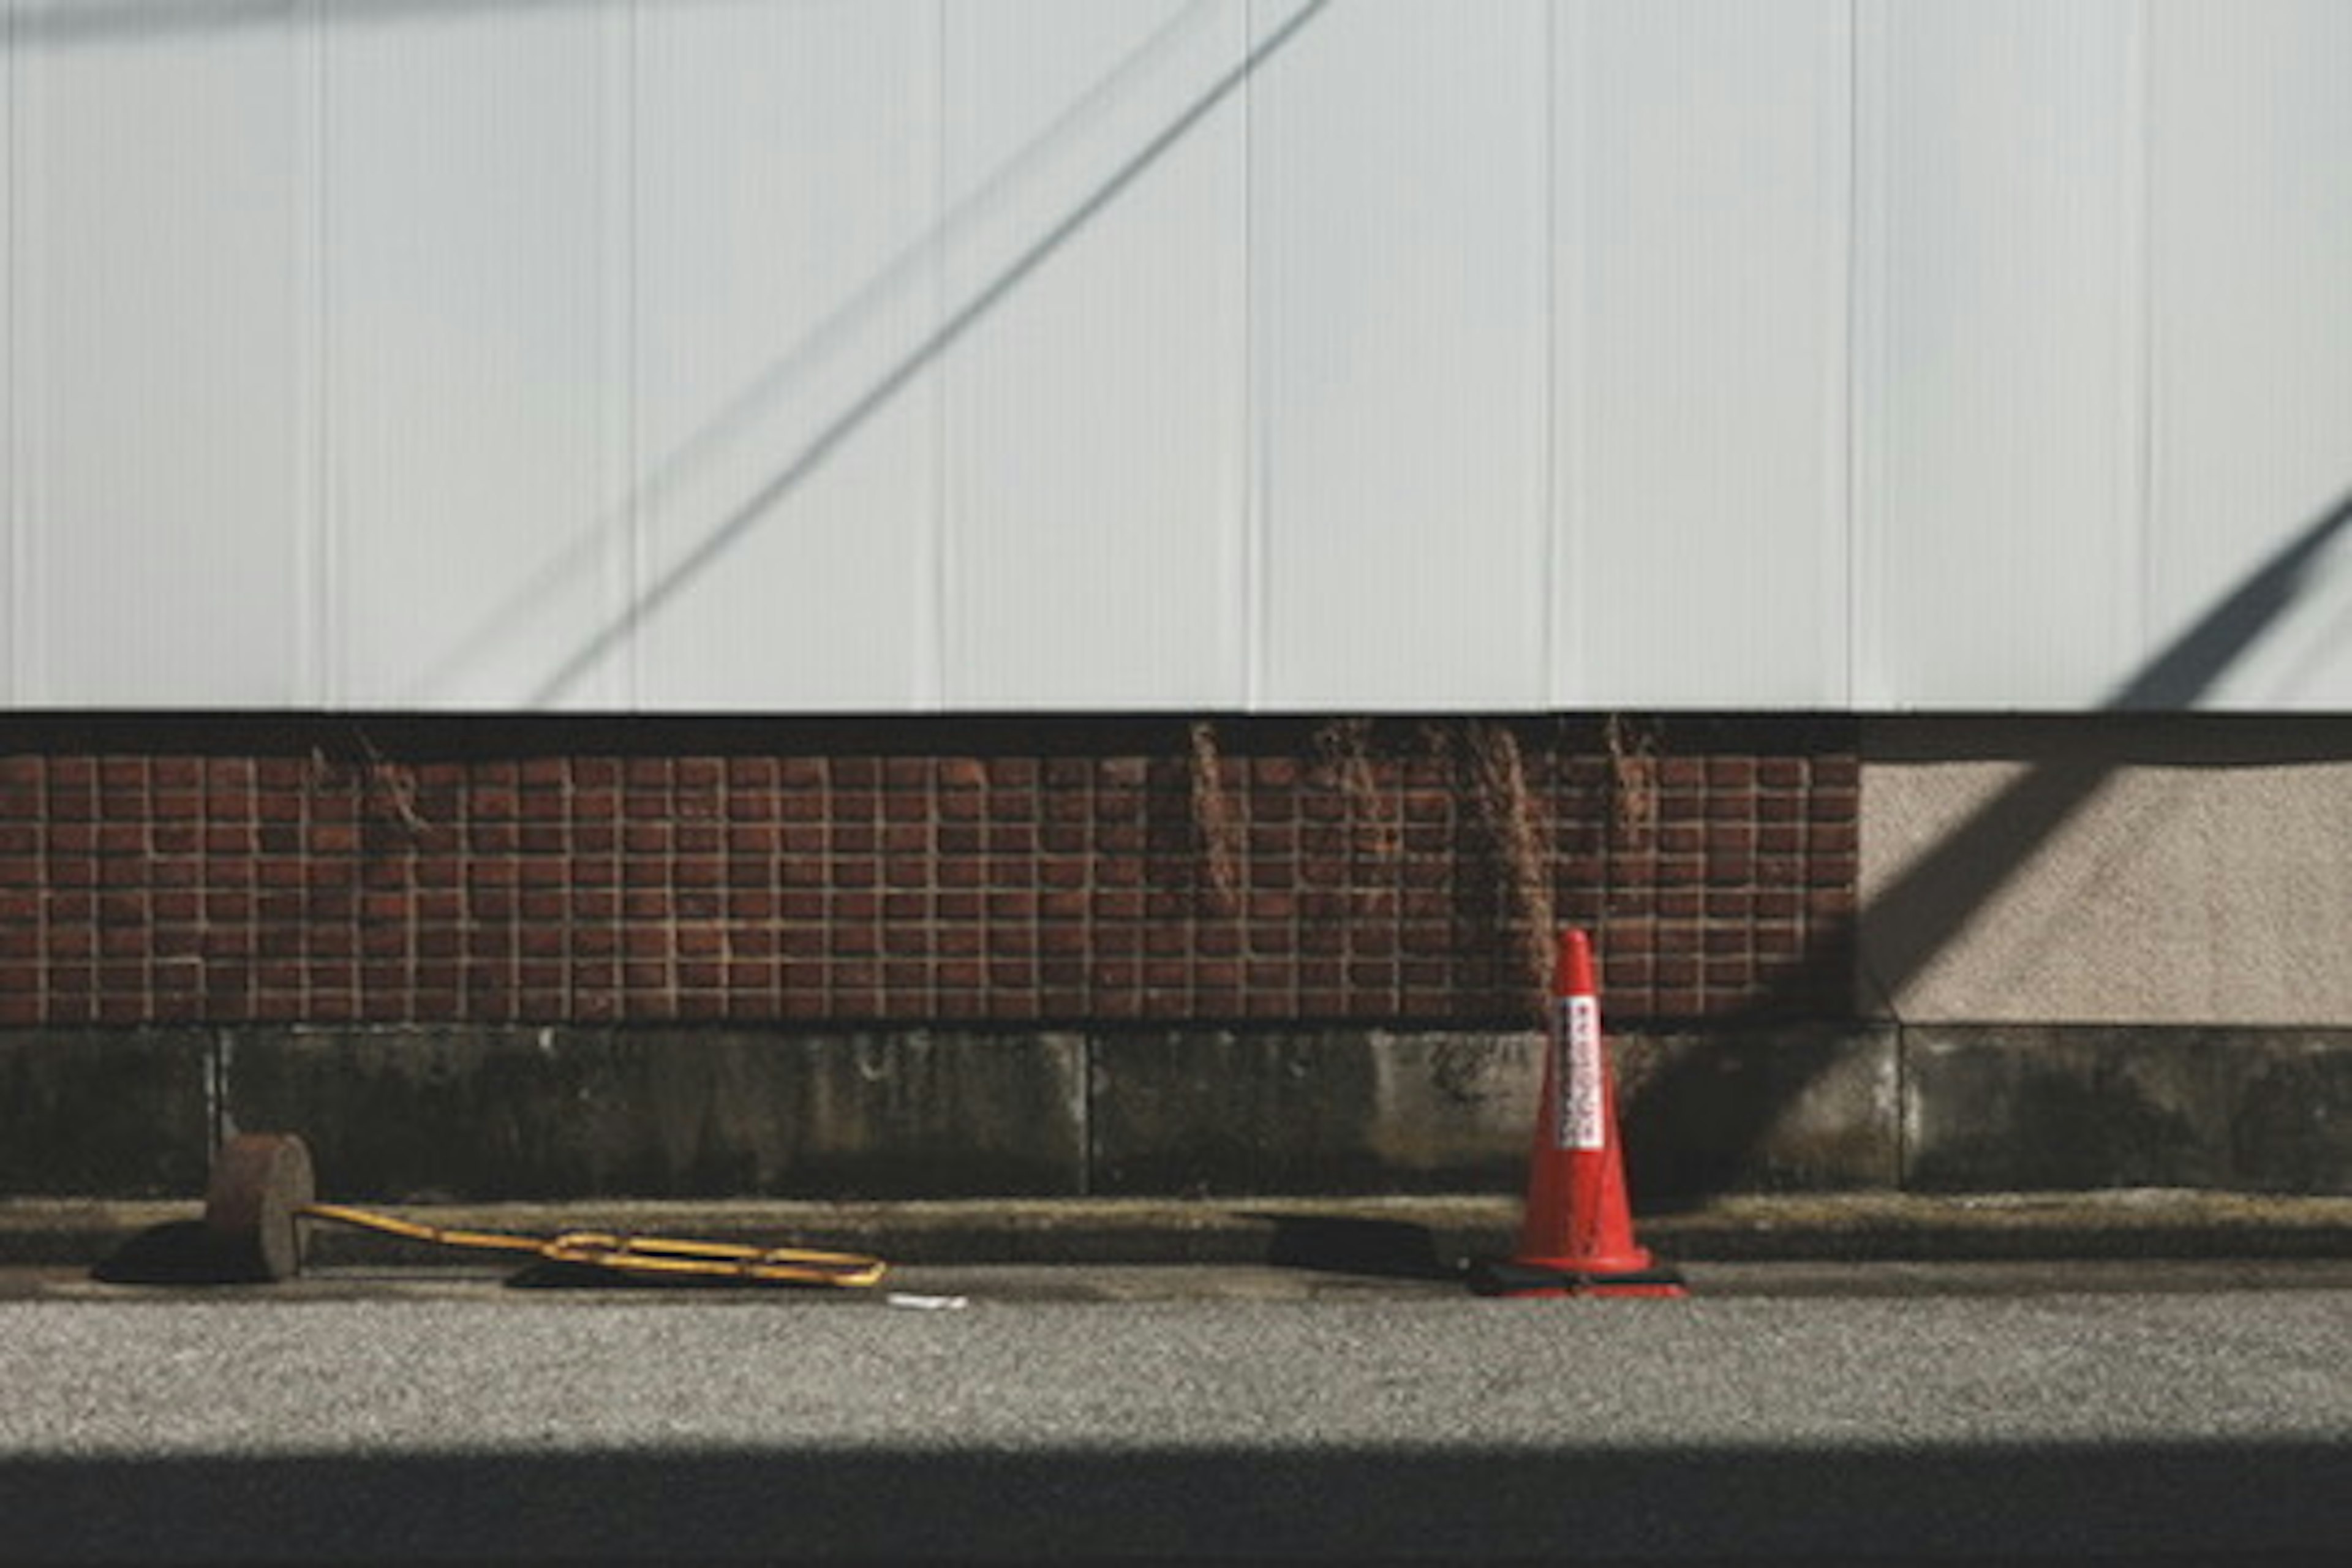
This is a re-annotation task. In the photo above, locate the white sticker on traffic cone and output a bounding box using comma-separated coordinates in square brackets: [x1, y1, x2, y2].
[1556, 993, 1606, 1151]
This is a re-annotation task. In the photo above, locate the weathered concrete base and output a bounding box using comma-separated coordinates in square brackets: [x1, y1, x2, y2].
[1619, 1027, 1901, 1197]
[2, 1025, 2346, 1201]
[222, 1029, 1088, 1200]
[1088, 1031, 1544, 1196]
[0, 1031, 213, 1199]
[1905, 1027, 2352, 1193]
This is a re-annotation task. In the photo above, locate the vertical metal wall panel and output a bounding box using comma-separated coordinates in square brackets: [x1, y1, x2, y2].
[1251, 0, 1550, 711]
[327, 6, 627, 710]
[2, 14, 15, 702]
[4, 1, 2351, 717]
[2144, 1, 2352, 710]
[1853, 0, 2147, 709]
[1554, 0, 1852, 707]
[941, 0, 1249, 710]
[9, 12, 307, 706]
[633, 1, 943, 712]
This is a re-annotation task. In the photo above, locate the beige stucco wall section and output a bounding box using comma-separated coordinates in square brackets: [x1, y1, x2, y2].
[1858, 718, 2352, 1026]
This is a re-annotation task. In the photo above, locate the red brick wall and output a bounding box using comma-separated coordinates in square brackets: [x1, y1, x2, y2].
[0, 716, 1856, 1028]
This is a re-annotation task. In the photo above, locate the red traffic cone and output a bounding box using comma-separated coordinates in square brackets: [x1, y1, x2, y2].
[1469, 928, 1685, 1298]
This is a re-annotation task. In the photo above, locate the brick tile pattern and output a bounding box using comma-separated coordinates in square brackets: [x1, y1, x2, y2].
[0, 717, 1856, 1027]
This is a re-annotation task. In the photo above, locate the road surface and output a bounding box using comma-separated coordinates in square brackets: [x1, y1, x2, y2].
[1, 1263, 2346, 1562]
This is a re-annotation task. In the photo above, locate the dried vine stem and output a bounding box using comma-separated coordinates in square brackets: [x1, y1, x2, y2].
[307, 731, 431, 840]
[1187, 718, 1241, 910]
[1603, 712, 1659, 848]
[1465, 720, 1556, 1004]
[1314, 716, 1395, 858]
[353, 731, 431, 837]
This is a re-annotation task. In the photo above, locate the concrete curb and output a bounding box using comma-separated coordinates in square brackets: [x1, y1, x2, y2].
[7, 1189, 2352, 1271]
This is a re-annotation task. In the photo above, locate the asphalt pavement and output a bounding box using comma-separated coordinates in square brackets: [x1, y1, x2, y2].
[2, 1259, 2347, 1563]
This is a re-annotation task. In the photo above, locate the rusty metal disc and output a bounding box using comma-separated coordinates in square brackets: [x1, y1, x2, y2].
[203, 1132, 316, 1283]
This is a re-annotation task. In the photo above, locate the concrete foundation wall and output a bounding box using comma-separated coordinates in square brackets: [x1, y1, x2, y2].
[6, 1023, 2343, 1202]
[1859, 717, 2352, 1026]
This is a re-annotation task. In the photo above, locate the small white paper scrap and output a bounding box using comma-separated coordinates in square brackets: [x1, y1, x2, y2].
[886, 1292, 971, 1311]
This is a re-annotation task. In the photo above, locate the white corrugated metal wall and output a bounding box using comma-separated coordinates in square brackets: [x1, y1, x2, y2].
[4, 0, 2349, 712]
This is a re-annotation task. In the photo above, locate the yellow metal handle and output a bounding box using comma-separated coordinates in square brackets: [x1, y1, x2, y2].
[296, 1202, 888, 1288]
[299, 1202, 547, 1256]
[542, 1231, 889, 1288]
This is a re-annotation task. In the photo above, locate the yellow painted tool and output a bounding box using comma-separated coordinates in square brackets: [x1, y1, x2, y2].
[205, 1131, 886, 1289]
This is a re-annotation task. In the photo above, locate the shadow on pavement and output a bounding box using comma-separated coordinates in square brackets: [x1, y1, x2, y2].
[1249, 1213, 1465, 1282]
[88, 1221, 263, 1287]
[1, 1441, 2343, 1562]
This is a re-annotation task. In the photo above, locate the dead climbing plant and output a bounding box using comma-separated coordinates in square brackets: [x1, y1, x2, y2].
[306, 729, 431, 842]
[1463, 719, 1557, 1006]
[1313, 716, 1396, 859]
[1603, 712, 1659, 849]
[1186, 718, 1241, 910]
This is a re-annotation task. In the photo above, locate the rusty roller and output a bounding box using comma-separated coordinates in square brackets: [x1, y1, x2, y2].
[198, 1132, 887, 1289]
